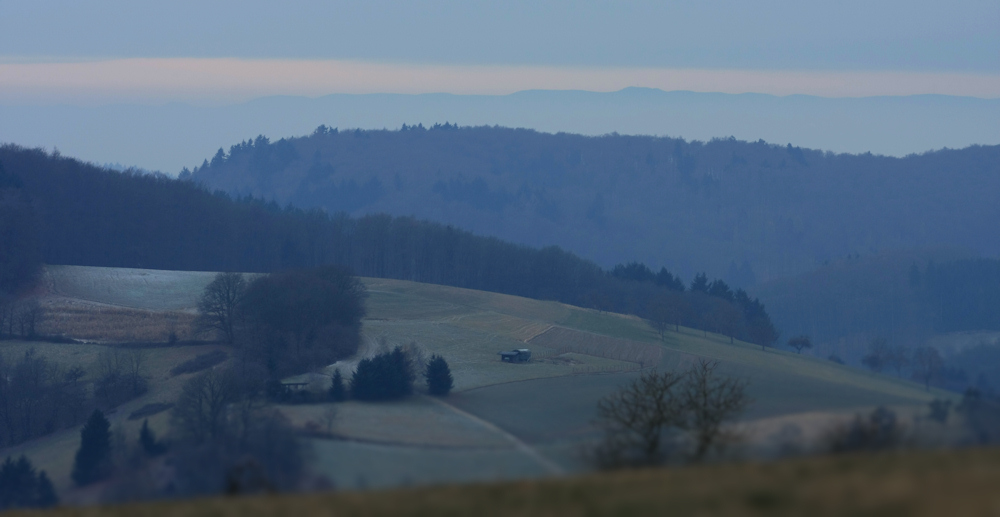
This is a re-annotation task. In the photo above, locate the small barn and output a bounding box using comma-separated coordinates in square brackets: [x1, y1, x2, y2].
[498, 348, 531, 363]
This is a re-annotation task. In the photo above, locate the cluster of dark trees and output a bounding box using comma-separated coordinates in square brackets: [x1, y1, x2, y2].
[0, 350, 89, 447]
[1, 144, 778, 347]
[0, 455, 57, 510]
[336, 347, 452, 402]
[857, 338, 970, 392]
[197, 268, 366, 381]
[350, 347, 415, 401]
[0, 345, 150, 450]
[0, 161, 41, 299]
[166, 368, 303, 496]
[609, 262, 778, 348]
[0, 298, 43, 339]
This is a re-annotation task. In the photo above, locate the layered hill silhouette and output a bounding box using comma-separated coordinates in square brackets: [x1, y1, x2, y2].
[188, 126, 1000, 284]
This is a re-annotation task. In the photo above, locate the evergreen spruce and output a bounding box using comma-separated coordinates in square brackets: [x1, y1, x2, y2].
[139, 419, 166, 456]
[0, 456, 58, 509]
[425, 355, 454, 396]
[35, 471, 58, 508]
[71, 410, 112, 486]
[329, 369, 347, 402]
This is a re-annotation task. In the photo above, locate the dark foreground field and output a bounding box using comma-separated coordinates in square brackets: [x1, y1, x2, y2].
[16, 447, 1000, 517]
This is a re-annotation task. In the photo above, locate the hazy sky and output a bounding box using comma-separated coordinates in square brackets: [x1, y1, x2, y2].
[1, 0, 998, 103]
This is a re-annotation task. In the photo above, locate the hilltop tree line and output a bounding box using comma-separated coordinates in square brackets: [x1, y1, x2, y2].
[187, 124, 1000, 284]
[0, 145, 777, 346]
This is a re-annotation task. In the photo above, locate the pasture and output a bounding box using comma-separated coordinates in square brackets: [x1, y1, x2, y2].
[6, 265, 954, 498]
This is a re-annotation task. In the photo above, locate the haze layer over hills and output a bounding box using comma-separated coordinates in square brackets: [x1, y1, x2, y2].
[189, 126, 1000, 284]
[3, 89, 999, 175]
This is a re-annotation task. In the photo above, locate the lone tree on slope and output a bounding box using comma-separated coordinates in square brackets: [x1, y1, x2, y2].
[787, 335, 812, 354]
[71, 410, 112, 486]
[912, 347, 943, 391]
[196, 272, 247, 344]
[425, 355, 454, 396]
[328, 370, 347, 402]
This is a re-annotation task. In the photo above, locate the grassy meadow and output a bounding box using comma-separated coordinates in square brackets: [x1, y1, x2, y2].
[0, 265, 956, 501]
[13, 446, 1000, 517]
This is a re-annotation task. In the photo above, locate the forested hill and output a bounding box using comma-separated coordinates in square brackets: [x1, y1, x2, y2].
[0, 144, 778, 347]
[187, 126, 1000, 284]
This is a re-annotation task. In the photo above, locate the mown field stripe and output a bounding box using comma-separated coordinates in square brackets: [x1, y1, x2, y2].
[425, 396, 566, 476]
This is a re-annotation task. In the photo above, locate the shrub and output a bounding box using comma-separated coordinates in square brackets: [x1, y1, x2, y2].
[425, 355, 453, 396]
[827, 406, 904, 453]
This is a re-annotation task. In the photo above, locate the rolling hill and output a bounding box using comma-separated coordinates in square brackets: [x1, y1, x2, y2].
[188, 126, 1000, 284]
[9, 265, 944, 499]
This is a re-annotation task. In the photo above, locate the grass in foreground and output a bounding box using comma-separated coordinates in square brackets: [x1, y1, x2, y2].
[15, 447, 1000, 517]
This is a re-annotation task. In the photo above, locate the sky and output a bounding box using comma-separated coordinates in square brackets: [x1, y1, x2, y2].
[1, 0, 998, 103]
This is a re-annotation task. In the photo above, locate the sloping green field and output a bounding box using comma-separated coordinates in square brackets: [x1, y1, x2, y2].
[17, 266, 949, 497]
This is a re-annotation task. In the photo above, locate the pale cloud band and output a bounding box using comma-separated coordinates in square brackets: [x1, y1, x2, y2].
[2, 58, 999, 104]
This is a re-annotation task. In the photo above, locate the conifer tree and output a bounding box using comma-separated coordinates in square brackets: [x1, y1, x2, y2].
[0, 455, 58, 509]
[138, 419, 166, 456]
[329, 369, 347, 402]
[71, 410, 111, 486]
[425, 355, 453, 396]
[35, 471, 57, 508]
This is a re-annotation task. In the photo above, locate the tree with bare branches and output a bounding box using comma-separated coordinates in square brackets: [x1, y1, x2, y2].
[912, 346, 943, 391]
[681, 361, 751, 461]
[196, 272, 247, 344]
[786, 335, 812, 354]
[592, 360, 751, 468]
[592, 369, 686, 468]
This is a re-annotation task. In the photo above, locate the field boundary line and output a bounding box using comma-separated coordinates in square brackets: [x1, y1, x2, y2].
[521, 325, 554, 343]
[424, 395, 566, 476]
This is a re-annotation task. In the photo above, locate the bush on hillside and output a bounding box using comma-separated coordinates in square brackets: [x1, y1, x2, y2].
[826, 407, 904, 453]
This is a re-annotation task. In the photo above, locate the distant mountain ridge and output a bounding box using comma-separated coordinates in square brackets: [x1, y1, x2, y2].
[1, 88, 998, 174]
[189, 126, 1000, 283]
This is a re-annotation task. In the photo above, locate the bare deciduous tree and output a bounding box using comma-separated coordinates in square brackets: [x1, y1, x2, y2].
[196, 273, 247, 344]
[862, 337, 890, 373]
[786, 335, 812, 354]
[171, 368, 239, 443]
[95, 348, 148, 408]
[681, 360, 751, 461]
[591, 360, 751, 468]
[592, 369, 686, 468]
[912, 346, 943, 391]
